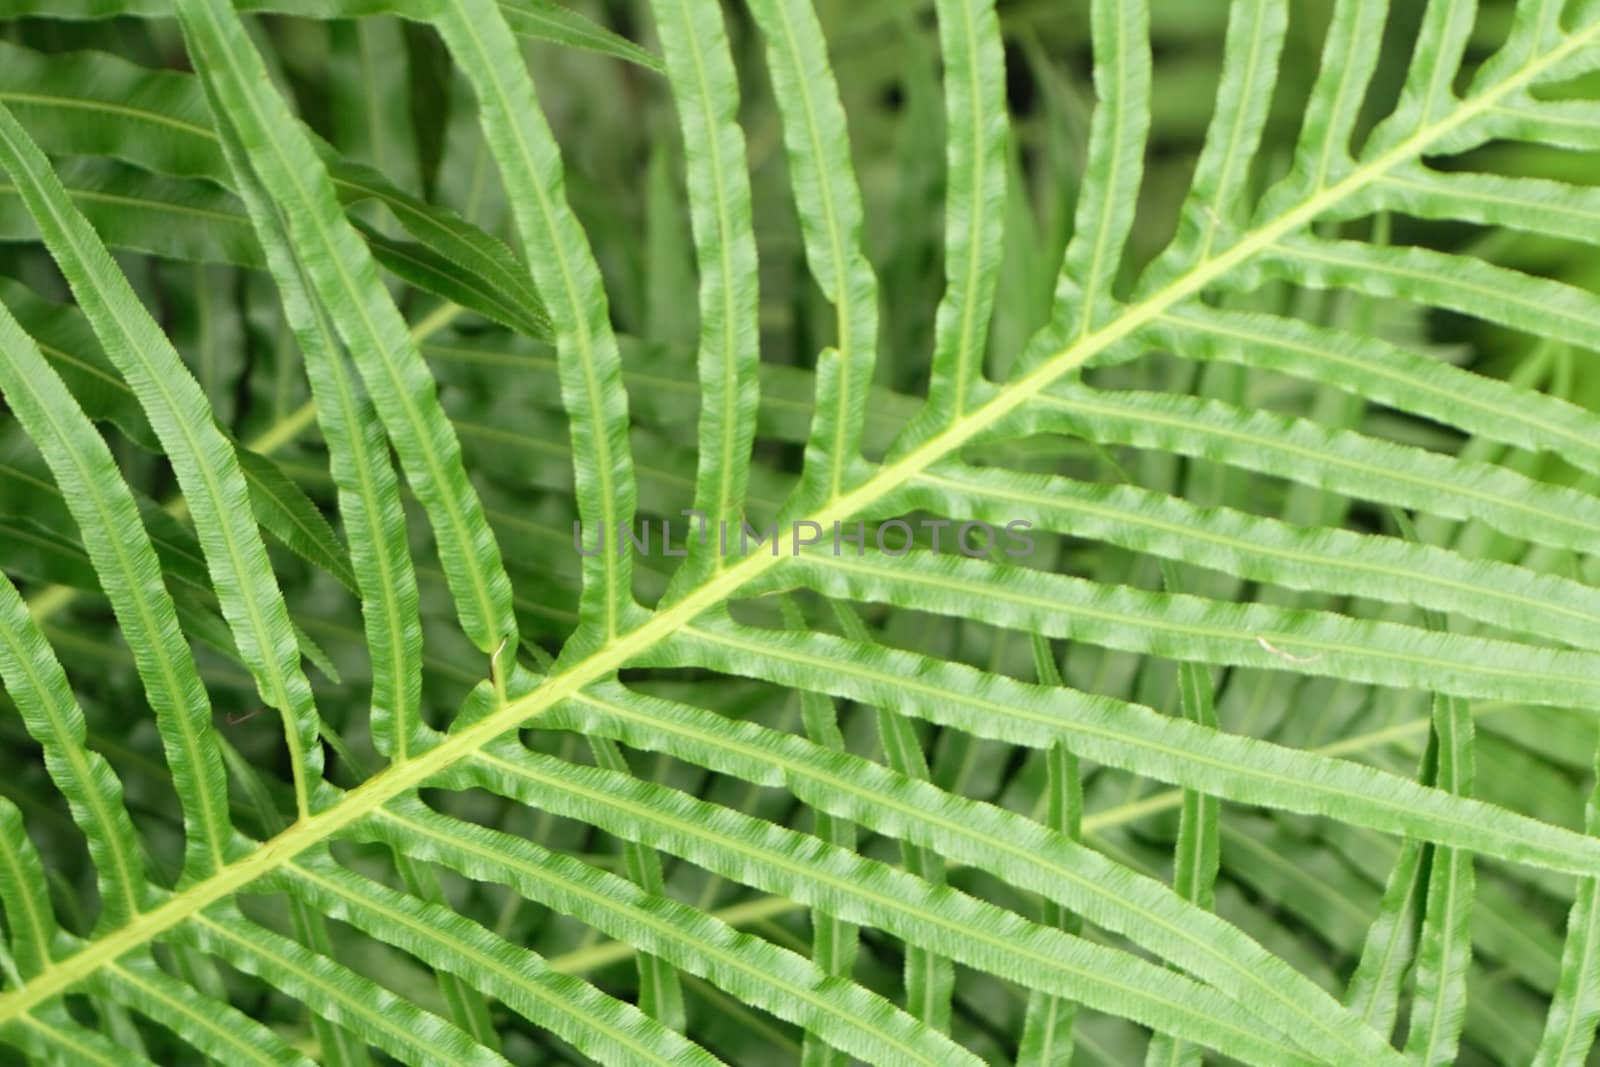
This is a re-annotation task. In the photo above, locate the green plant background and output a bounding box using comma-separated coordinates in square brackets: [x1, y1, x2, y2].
[0, 0, 1597, 1063]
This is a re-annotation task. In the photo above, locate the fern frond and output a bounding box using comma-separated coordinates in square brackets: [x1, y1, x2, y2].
[900, 463, 1600, 647]
[2, 1, 1599, 1062]
[550, 680, 1393, 1061]
[1016, 385, 1600, 556]
[764, 548, 1600, 705]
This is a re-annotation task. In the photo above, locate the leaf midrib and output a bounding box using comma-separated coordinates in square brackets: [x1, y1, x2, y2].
[1, 12, 1592, 1025]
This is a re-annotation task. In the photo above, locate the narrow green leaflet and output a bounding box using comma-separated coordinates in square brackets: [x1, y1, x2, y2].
[1009, 385, 1600, 558]
[586, 736, 685, 1029]
[916, 0, 1007, 426]
[659, 620, 1600, 878]
[1017, 637, 1081, 1067]
[323, 159, 551, 341]
[1344, 819, 1427, 1035]
[388, 853, 500, 1048]
[1057, 0, 1150, 335]
[1375, 0, 1476, 143]
[1282, 0, 1389, 194]
[194, 60, 425, 761]
[779, 600, 858, 1067]
[645, 0, 760, 579]
[0, 41, 220, 182]
[1255, 237, 1600, 354]
[1461, 0, 1570, 95]
[98, 952, 312, 1067]
[357, 225, 550, 341]
[761, 547, 1600, 708]
[287, 896, 374, 1067]
[236, 449, 357, 595]
[355, 796, 997, 1067]
[1472, 99, 1600, 151]
[1396, 560, 1477, 1067]
[0, 158, 261, 266]
[280, 849, 716, 1067]
[1365, 166, 1600, 248]
[1146, 652, 1219, 1067]
[833, 604, 954, 1033]
[742, 0, 879, 506]
[900, 461, 1600, 650]
[431, 740, 1319, 1066]
[543, 681, 1395, 1065]
[1144, 0, 1286, 283]
[1146, 306, 1600, 477]
[0, 299, 231, 879]
[171, 905, 508, 1067]
[174, 0, 517, 660]
[431, 0, 641, 643]
[0, 572, 145, 928]
[0, 798, 56, 977]
[1533, 741, 1600, 1066]
[878, 700, 956, 1032]
[2, 1004, 158, 1067]
[0, 102, 325, 817]
[1404, 694, 1475, 1066]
